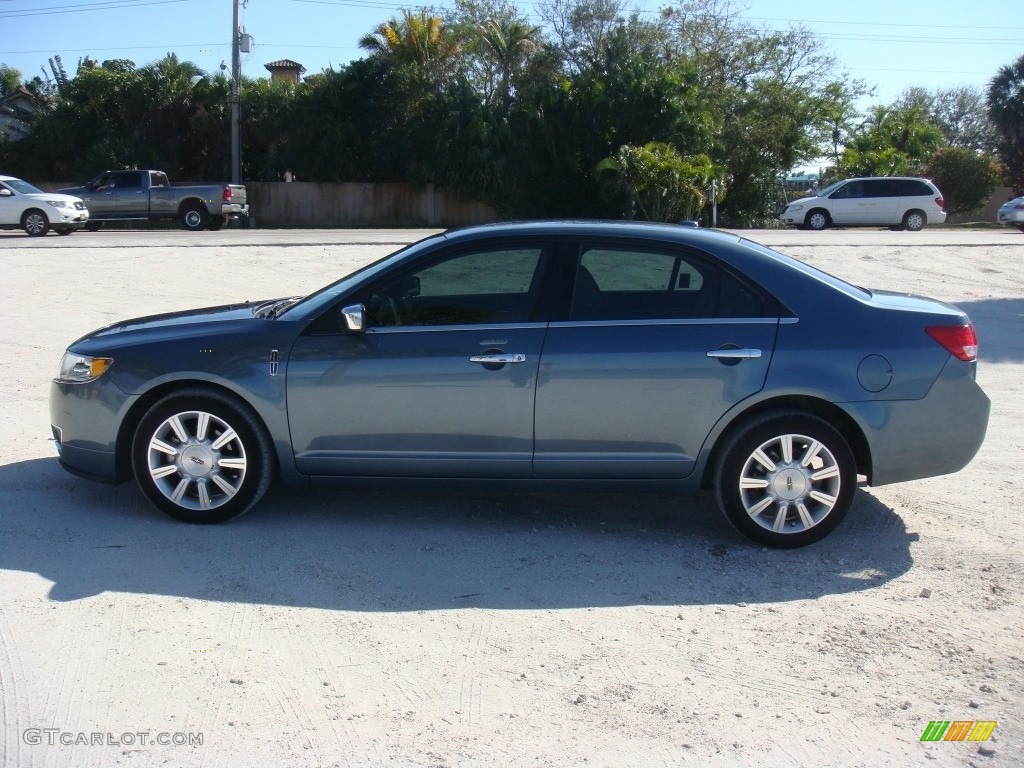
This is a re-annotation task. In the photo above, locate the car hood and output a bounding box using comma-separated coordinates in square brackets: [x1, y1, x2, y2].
[22, 192, 85, 205]
[70, 300, 281, 347]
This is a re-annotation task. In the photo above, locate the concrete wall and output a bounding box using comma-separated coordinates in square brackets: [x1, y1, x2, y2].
[245, 182, 497, 228]
[946, 187, 1014, 224]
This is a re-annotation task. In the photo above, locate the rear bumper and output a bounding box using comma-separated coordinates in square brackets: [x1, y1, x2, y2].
[222, 204, 249, 219]
[845, 359, 990, 486]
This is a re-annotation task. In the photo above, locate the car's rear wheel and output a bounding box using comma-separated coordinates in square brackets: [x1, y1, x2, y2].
[182, 205, 208, 231]
[714, 412, 857, 548]
[1017, 224, 1024, 233]
[85, 221, 104, 232]
[22, 209, 49, 236]
[903, 209, 926, 231]
[56, 227, 74, 235]
[131, 388, 274, 523]
[804, 209, 830, 231]
[206, 215, 226, 231]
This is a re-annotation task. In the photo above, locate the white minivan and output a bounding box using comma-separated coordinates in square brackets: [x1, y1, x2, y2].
[780, 177, 946, 231]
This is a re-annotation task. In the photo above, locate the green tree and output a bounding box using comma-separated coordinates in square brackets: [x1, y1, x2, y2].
[0, 64, 22, 96]
[927, 147, 1002, 216]
[895, 85, 997, 152]
[596, 142, 716, 221]
[988, 54, 1024, 190]
[842, 104, 945, 177]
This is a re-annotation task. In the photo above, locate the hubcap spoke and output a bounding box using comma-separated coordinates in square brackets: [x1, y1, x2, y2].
[151, 464, 179, 480]
[211, 474, 238, 498]
[196, 412, 210, 441]
[210, 428, 238, 451]
[168, 415, 189, 443]
[151, 438, 178, 457]
[772, 503, 790, 532]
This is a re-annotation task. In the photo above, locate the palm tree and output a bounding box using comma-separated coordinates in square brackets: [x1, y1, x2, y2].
[476, 16, 541, 110]
[359, 10, 459, 82]
[987, 55, 1024, 190]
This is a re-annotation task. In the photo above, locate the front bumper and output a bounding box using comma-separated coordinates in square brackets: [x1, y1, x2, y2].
[49, 377, 134, 485]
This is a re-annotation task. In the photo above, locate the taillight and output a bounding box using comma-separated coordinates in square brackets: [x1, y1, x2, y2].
[926, 324, 977, 362]
[935, 196, 945, 210]
[222, 186, 232, 202]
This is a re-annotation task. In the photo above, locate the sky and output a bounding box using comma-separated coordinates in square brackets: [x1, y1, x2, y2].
[1, 0, 1021, 109]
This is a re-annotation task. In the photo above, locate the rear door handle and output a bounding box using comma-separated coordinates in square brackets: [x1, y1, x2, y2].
[706, 348, 762, 359]
[469, 353, 527, 364]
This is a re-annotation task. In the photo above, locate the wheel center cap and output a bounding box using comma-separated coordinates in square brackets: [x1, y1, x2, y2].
[772, 468, 808, 501]
[180, 445, 215, 478]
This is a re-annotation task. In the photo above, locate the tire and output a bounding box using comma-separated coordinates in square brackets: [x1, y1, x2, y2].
[206, 215, 226, 231]
[804, 209, 830, 231]
[1016, 224, 1024, 234]
[902, 209, 926, 232]
[714, 412, 857, 548]
[182, 205, 208, 231]
[85, 221, 104, 232]
[23, 209, 49, 236]
[56, 227, 74, 235]
[131, 388, 274, 524]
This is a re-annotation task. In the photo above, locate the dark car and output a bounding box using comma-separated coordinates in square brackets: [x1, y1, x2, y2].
[49, 222, 990, 547]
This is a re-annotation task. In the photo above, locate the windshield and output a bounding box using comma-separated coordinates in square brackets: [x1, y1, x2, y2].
[1, 178, 44, 195]
[807, 179, 846, 198]
[275, 233, 447, 318]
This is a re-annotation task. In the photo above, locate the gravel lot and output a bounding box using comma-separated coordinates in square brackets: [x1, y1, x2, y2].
[1, 226, 1021, 767]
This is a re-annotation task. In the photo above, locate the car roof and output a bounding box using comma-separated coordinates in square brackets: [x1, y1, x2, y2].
[442, 219, 744, 248]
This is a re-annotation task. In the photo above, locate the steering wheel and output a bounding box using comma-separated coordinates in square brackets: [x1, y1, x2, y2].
[370, 291, 402, 326]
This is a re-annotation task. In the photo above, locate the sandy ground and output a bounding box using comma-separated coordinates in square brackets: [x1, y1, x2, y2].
[0, 226, 1021, 767]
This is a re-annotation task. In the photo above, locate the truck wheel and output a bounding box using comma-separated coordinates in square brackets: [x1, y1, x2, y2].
[182, 205, 208, 231]
[23, 209, 50, 236]
[207, 216, 226, 231]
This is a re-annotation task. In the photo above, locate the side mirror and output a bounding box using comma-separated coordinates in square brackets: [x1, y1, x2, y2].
[0, 188, 12, 197]
[341, 304, 365, 332]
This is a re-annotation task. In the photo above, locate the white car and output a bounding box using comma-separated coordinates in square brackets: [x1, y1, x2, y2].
[0, 175, 90, 236]
[996, 195, 1024, 232]
[780, 176, 946, 231]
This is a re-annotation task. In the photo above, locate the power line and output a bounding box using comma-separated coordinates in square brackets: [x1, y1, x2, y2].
[0, 0, 190, 18]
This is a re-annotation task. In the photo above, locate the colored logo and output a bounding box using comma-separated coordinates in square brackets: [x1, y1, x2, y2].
[920, 721, 997, 742]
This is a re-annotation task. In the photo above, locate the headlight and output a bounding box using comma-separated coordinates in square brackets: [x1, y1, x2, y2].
[786, 204, 804, 212]
[56, 352, 113, 383]
[46, 199, 72, 209]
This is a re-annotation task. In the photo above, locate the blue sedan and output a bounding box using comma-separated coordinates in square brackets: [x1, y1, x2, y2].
[49, 222, 990, 547]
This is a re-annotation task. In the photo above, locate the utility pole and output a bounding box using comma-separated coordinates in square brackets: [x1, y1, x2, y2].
[230, 0, 241, 184]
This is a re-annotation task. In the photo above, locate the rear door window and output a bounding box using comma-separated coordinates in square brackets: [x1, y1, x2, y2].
[571, 245, 766, 320]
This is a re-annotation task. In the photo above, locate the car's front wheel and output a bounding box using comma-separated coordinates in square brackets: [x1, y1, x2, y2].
[22, 209, 49, 236]
[714, 412, 857, 548]
[803, 209, 830, 231]
[131, 388, 274, 523]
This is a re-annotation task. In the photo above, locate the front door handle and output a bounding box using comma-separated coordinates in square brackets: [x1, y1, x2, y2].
[706, 348, 762, 360]
[469, 353, 527, 364]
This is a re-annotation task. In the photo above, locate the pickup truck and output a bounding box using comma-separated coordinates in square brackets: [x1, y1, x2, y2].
[58, 170, 248, 231]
